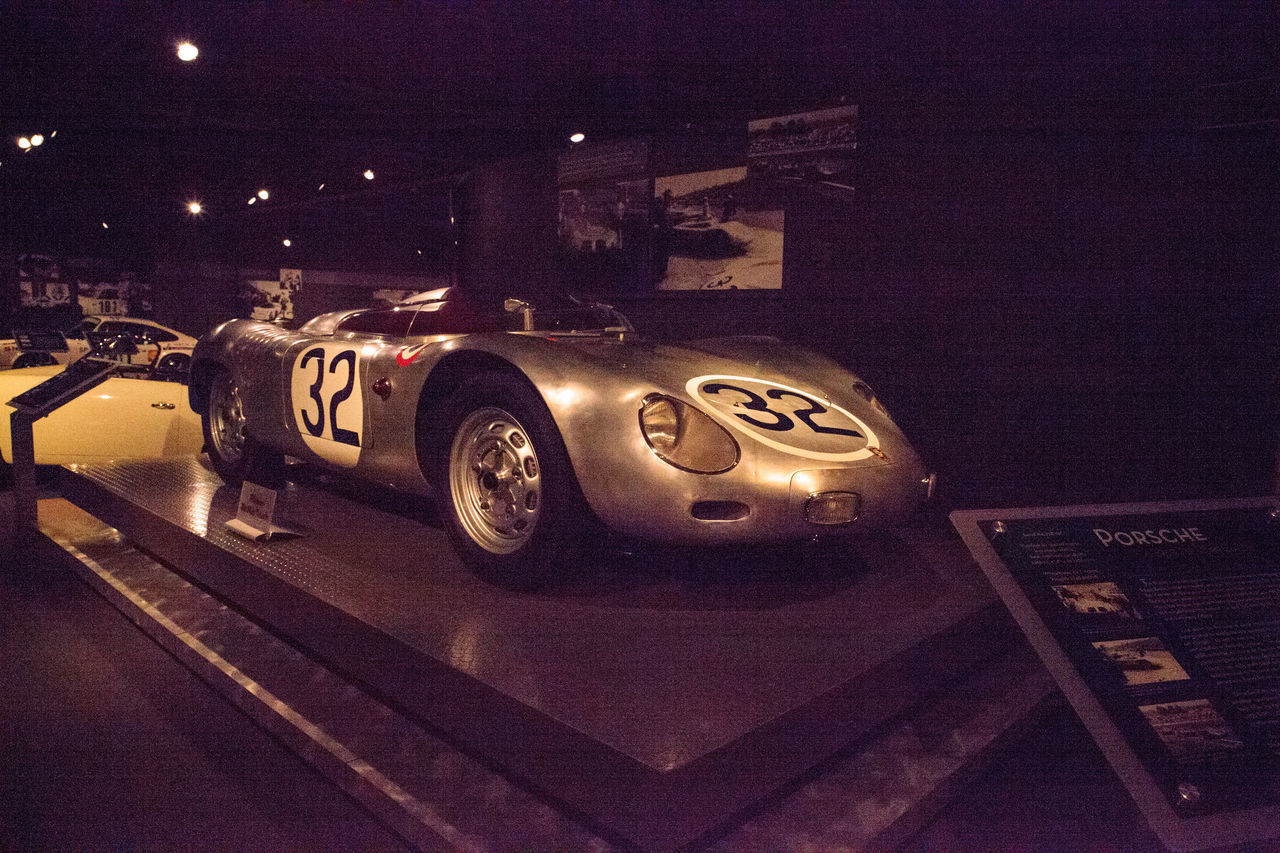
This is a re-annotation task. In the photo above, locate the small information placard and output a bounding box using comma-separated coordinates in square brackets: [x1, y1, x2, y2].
[952, 498, 1280, 852]
[225, 480, 298, 542]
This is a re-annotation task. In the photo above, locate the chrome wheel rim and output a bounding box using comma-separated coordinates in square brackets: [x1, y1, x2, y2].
[209, 373, 246, 467]
[449, 407, 542, 554]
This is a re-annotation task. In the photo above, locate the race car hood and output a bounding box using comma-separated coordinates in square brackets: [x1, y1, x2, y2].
[487, 331, 923, 472]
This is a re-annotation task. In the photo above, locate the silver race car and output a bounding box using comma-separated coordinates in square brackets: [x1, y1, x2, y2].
[190, 288, 935, 574]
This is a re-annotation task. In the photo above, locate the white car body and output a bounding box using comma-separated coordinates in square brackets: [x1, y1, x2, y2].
[0, 335, 91, 369]
[81, 316, 199, 368]
[0, 365, 203, 465]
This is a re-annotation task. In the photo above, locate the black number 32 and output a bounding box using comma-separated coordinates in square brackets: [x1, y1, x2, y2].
[299, 347, 360, 447]
[702, 383, 863, 439]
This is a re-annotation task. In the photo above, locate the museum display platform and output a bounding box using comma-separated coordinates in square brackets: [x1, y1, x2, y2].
[38, 457, 1055, 850]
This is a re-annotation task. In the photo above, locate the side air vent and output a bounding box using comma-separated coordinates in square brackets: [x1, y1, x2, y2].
[690, 501, 750, 522]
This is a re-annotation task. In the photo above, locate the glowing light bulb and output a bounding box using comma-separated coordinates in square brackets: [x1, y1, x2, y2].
[257, 189, 269, 200]
[569, 132, 585, 144]
[363, 169, 375, 180]
[188, 201, 202, 215]
[177, 42, 199, 62]
[17, 137, 30, 150]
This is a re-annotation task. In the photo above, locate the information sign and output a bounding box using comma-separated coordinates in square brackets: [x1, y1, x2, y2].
[6, 357, 116, 415]
[952, 498, 1280, 851]
[14, 329, 69, 353]
[225, 480, 299, 542]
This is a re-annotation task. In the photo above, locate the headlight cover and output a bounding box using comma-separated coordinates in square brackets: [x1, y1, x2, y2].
[639, 394, 739, 474]
[851, 378, 890, 417]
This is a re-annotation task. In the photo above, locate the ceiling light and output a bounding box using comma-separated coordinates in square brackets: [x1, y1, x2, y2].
[257, 189, 269, 200]
[102, 222, 109, 229]
[363, 169, 375, 180]
[29, 134, 43, 147]
[188, 201, 202, 215]
[247, 197, 256, 205]
[177, 41, 199, 62]
[282, 238, 292, 247]
[17, 137, 30, 150]
[569, 132, 585, 144]
[318, 183, 325, 191]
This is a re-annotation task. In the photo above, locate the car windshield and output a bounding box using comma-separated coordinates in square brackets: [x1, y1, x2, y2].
[522, 296, 632, 334]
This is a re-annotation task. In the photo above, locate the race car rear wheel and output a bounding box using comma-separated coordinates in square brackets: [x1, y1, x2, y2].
[202, 368, 281, 485]
[434, 372, 591, 582]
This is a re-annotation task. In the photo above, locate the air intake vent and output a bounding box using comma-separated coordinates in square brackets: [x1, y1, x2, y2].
[690, 501, 750, 522]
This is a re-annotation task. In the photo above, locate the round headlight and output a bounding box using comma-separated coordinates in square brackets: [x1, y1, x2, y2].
[640, 394, 739, 474]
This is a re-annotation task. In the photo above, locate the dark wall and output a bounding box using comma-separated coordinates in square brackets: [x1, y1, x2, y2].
[443, 108, 1277, 510]
[617, 122, 1277, 509]
[458, 156, 559, 304]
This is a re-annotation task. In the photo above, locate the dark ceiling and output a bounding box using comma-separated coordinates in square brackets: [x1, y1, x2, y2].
[0, 3, 1275, 260]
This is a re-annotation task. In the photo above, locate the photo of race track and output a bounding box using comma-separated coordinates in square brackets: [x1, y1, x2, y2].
[655, 167, 784, 291]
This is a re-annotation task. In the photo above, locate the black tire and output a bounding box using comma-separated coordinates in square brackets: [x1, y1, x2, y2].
[154, 352, 190, 381]
[201, 368, 283, 485]
[430, 371, 594, 582]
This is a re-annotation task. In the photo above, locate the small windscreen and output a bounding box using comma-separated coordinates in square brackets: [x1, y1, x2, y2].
[335, 308, 418, 336]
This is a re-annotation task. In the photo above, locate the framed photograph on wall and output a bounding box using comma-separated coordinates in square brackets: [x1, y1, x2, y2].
[653, 165, 782, 291]
[557, 139, 652, 295]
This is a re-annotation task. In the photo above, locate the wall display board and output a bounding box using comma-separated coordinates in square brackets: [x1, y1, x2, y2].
[952, 498, 1280, 851]
[555, 104, 854, 295]
[654, 164, 779, 291]
[747, 104, 858, 190]
[556, 138, 653, 295]
[241, 268, 300, 322]
[17, 254, 150, 316]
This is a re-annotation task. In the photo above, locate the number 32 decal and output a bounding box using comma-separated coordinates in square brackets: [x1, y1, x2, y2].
[688, 374, 881, 462]
[291, 344, 364, 468]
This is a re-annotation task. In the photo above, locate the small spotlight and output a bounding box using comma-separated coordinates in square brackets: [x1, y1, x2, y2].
[102, 222, 109, 229]
[569, 132, 585, 144]
[247, 197, 256, 205]
[257, 188, 269, 200]
[177, 41, 199, 62]
[188, 201, 202, 215]
[17, 137, 30, 150]
[318, 183, 325, 191]
[30, 134, 43, 147]
[363, 169, 375, 180]
[282, 238, 292, 247]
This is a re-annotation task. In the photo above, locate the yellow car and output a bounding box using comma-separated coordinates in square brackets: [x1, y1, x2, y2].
[0, 363, 203, 469]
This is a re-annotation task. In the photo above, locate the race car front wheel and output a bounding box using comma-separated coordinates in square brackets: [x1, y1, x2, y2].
[202, 368, 282, 485]
[434, 372, 593, 583]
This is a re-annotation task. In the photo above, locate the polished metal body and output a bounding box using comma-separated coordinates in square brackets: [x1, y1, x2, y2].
[190, 298, 931, 544]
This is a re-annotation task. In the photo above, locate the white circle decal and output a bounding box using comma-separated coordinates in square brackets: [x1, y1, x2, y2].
[290, 344, 364, 467]
[687, 374, 879, 462]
